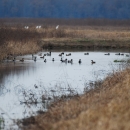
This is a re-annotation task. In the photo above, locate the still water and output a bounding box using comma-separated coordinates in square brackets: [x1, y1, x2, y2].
[0, 51, 129, 128]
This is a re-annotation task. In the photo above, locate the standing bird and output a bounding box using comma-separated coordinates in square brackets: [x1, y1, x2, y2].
[56, 25, 59, 29]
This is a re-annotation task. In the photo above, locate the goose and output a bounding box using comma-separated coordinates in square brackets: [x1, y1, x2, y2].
[91, 60, 96, 64]
[52, 58, 55, 61]
[68, 59, 73, 63]
[20, 58, 24, 62]
[44, 59, 47, 63]
[84, 53, 89, 55]
[79, 59, 81, 64]
[104, 53, 110, 55]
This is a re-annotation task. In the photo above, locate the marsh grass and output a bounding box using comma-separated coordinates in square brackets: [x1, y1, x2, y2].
[19, 64, 130, 130]
[1, 22, 130, 61]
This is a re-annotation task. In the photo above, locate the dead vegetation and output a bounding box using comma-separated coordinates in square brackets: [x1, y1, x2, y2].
[20, 65, 130, 130]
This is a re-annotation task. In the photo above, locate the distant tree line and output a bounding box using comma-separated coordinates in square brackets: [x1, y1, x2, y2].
[0, 0, 130, 19]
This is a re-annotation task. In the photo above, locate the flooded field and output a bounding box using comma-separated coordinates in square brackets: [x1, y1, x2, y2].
[0, 50, 129, 129]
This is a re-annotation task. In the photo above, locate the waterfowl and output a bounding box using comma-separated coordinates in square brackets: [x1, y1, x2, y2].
[91, 60, 96, 64]
[104, 53, 110, 55]
[34, 57, 37, 62]
[40, 56, 44, 58]
[59, 53, 62, 56]
[47, 51, 51, 56]
[68, 59, 73, 63]
[79, 59, 81, 64]
[44, 54, 46, 56]
[34, 84, 38, 89]
[60, 58, 63, 61]
[52, 58, 55, 61]
[120, 53, 124, 56]
[84, 53, 89, 55]
[62, 59, 67, 63]
[66, 53, 71, 56]
[126, 54, 130, 57]
[115, 53, 120, 55]
[44, 59, 47, 63]
[20, 58, 24, 62]
[12, 57, 16, 62]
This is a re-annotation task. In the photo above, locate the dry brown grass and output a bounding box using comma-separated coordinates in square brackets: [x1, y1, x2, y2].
[22, 67, 130, 130]
[1, 25, 130, 61]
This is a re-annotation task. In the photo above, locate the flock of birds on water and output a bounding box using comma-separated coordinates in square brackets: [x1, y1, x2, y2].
[3, 51, 130, 65]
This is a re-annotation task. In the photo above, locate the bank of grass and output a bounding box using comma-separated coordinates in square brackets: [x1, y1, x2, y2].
[1, 25, 130, 60]
[21, 66, 130, 130]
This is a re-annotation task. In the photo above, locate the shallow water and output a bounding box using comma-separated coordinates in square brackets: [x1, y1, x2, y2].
[0, 51, 129, 129]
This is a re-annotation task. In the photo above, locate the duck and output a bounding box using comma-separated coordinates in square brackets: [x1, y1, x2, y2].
[104, 53, 110, 55]
[91, 60, 96, 64]
[120, 53, 124, 56]
[79, 59, 81, 64]
[61, 59, 67, 63]
[68, 59, 73, 64]
[34, 57, 37, 62]
[84, 53, 89, 55]
[12, 57, 16, 62]
[66, 53, 71, 56]
[47, 51, 51, 56]
[44, 59, 47, 63]
[40, 56, 44, 58]
[52, 58, 55, 61]
[115, 53, 120, 55]
[20, 58, 24, 62]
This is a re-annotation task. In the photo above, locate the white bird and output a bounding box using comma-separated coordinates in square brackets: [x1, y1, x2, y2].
[56, 25, 59, 29]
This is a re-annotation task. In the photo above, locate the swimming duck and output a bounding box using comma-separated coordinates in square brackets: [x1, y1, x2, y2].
[79, 59, 81, 64]
[34, 57, 37, 62]
[104, 53, 110, 55]
[62, 59, 67, 63]
[115, 53, 120, 55]
[20, 58, 24, 62]
[66, 53, 71, 56]
[40, 56, 44, 58]
[44, 59, 47, 62]
[91, 60, 96, 64]
[52, 58, 55, 61]
[84, 53, 89, 55]
[68, 59, 73, 63]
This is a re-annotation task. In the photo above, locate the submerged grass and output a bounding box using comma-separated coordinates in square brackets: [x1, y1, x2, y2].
[20, 65, 130, 130]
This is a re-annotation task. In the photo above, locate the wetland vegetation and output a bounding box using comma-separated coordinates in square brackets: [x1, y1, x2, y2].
[0, 18, 130, 130]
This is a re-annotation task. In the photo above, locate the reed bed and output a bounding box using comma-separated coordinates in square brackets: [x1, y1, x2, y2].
[20, 65, 130, 130]
[1, 24, 130, 61]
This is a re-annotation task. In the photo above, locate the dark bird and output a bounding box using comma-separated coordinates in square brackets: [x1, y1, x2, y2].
[79, 59, 81, 64]
[91, 60, 96, 64]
